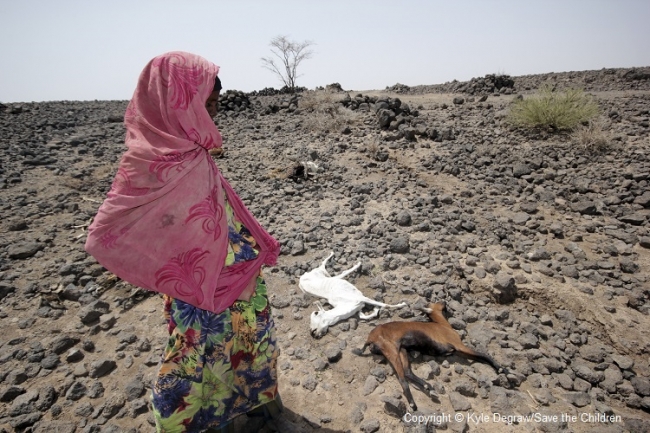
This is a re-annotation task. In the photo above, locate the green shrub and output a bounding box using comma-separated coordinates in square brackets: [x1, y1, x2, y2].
[507, 86, 598, 131]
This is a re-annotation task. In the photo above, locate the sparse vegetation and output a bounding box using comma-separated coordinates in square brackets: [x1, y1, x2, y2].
[507, 85, 598, 131]
[364, 141, 390, 162]
[299, 91, 359, 133]
[572, 119, 613, 153]
[261, 35, 314, 93]
[366, 141, 380, 159]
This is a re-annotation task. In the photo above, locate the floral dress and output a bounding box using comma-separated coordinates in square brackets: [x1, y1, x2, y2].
[151, 195, 279, 432]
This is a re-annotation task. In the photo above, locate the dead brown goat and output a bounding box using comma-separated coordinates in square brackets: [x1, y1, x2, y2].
[356, 302, 508, 411]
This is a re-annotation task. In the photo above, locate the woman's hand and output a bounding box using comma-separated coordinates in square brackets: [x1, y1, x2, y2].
[237, 269, 260, 301]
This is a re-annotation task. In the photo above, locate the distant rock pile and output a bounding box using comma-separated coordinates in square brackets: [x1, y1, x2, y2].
[339, 93, 433, 141]
[465, 74, 516, 95]
[385, 83, 411, 94]
[408, 67, 650, 95]
[248, 86, 307, 97]
[218, 90, 251, 113]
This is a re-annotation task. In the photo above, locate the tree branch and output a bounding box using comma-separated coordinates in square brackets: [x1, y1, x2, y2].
[261, 35, 314, 92]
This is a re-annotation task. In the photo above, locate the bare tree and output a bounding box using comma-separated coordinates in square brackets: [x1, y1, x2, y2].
[261, 35, 314, 92]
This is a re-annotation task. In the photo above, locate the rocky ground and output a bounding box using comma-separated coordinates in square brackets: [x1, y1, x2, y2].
[1, 67, 650, 433]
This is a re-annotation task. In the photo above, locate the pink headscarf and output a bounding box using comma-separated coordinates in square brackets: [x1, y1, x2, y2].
[85, 51, 280, 314]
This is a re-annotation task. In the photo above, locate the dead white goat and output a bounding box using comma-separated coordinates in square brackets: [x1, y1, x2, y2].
[300, 161, 320, 178]
[299, 252, 406, 338]
[288, 161, 320, 182]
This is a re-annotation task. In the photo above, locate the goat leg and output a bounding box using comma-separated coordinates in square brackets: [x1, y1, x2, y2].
[380, 343, 418, 411]
[454, 344, 507, 374]
[319, 252, 335, 270]
[331, 262, 361, 279]
[400, 348, 438, 400]
[358, 306, 380, 320]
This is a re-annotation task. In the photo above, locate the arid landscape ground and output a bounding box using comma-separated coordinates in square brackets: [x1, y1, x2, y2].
[1, 67, 649, 433]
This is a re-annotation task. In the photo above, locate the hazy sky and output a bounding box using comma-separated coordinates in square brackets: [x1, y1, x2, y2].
[1, 0, 649, 102]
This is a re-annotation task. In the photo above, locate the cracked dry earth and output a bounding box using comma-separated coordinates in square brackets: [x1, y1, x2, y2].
[1, 68, 650, 433]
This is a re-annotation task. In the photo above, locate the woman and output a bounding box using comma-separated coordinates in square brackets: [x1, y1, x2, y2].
[85, 52, 282, 432]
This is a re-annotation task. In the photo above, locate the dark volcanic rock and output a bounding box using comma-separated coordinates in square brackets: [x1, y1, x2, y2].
[90, 359, 117, 378]
[571, 201, 597, 215]
[389, 237, 410, 253]
[493, 272, 517, 303]
[619, 212, 647, 226]
[8, 241, 44, 259]
[0, 282, 16, 300]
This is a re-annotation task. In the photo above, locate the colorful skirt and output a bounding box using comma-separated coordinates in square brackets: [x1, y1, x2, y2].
[151, 277, 280, 432]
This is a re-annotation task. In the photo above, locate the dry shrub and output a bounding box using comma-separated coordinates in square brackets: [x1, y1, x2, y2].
[507, 85, 598, 131]
[572, 120, 613, 153]
[300, 91, 359, 133]
[299, 91, 334, 111]
[61, 177, 85, 191]
[365, 138, 388, 162]
[367, 141, 380, 159]
[268, 167, 290, 180]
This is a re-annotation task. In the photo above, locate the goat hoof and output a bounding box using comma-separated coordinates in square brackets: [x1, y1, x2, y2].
[410, 403, 418, 411]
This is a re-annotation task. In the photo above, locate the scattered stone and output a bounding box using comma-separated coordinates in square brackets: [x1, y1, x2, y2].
[564, 391, 591, 407]
[360, 419, 381, 433]
[9, 413, 42, 430]
[0, 282, 16, 300]
[66, 349, 84, 363]
[631, 376, 650, 397]
[78, 300, 110, 325]
[449, 391, 472, 411]
[639, 236, 650, 248]
[380, 395, 407, 418]
[8, 241, 44, 259]
[396, 211, 412, 226]
[124, 378, 145, 401]
[363, 376, 380, 396]
[619, 212, 647, 226]
[325, 347, 342, 363]
[620, 258, 639, 274]
[454, 380, 476, 397]
[101, 393, 126, 418]
[571, 201, 597, 215]
[493, 272, 517, 303]
[512, 163, 532, 178]
[0, 385, 26, 402]
[89, 359, 117, 378]
[389, 236, 410, 253]
[51, 335, 80, 355]
[302, 375, 318, 391]
[290, 239, 306, 256]
[270, 295, 291, 308]
[66, 381, 87, 401]
[612, 354, 635, 370]
[572, 364, 604, 385]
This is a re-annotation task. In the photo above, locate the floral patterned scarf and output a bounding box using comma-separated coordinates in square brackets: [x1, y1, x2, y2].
[85, 52, 280, 313]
